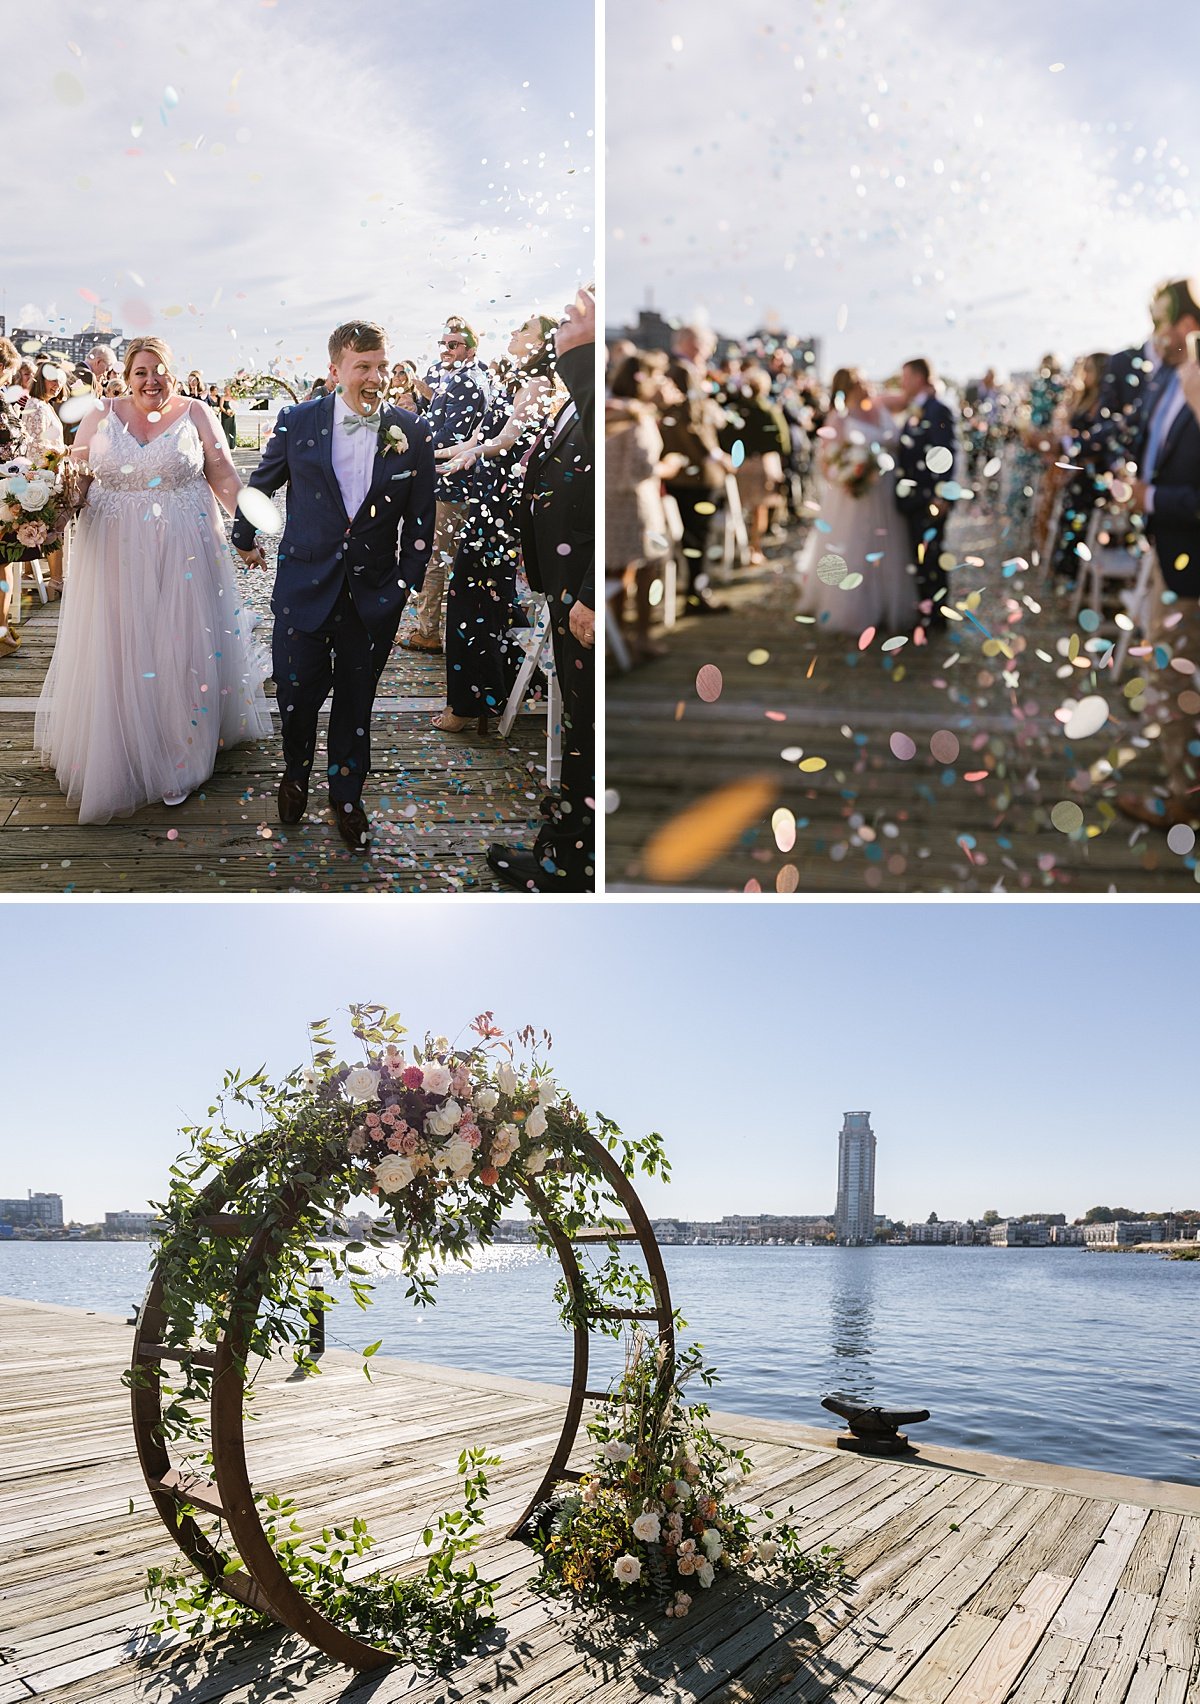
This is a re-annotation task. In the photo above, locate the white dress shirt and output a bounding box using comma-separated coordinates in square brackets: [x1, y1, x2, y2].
[1144, 369, 1187, 514]
[330, 391, 379, 520]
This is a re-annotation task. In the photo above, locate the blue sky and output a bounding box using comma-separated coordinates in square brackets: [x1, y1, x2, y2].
[5, 901, 1196, 1224]
[607, 0, 1198, 379]
[9, 0, 593, 378]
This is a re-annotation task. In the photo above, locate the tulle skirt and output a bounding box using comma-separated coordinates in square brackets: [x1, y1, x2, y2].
[796, 471, 915, 635]
[34, 483, 272, 824]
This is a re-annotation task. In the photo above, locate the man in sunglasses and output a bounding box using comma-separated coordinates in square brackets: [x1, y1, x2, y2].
[403, 316, 491, 653]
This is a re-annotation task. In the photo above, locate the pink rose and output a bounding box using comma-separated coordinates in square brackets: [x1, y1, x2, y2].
[451, 1063, 471, 1096]
[402, 1066, 423, 1089]
[365, 1112, 381, 1128]
[386, 1134, 405, 1151]
[399, 1131, 419, 1154]
[460, 1121, 482, 1148]
[17, 520, 47, 549]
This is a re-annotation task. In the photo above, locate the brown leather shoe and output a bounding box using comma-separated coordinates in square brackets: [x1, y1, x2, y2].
[1114, 792, 1200, 832]
[333, 801, 371, 852]
[400, 633, 443, 654]
[278, 777, 308, 825]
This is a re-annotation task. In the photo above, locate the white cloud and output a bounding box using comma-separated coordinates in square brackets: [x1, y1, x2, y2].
[14, 0, 593, 377]
[607, 0, 1197, 378]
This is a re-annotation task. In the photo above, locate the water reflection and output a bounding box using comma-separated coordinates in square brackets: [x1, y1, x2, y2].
[825, 1250, 877, 1403]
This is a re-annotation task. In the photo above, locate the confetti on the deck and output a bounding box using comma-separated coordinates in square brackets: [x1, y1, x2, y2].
[643, 775, 777, 883]
[858, 626, 875, 651]
[695, 664, 723, 702]
[881, 635, 908, 652]
[797, 756, 826, 773]
[776, 863, 800, 893]
[889, 733, 916, 761]
[1051, 800, 1085, 834]
[1063, 696, 1110, 741]
[771, 807, 797, 852]
[747, 648, 770, 666]
[840, 572, 864, 590]
[964, 770, 989, 783]
[925, 445, 954, 475]
[816, 553, 848, 586]
[1167, 824, 1196, 857]
[930, 730, 960, 764]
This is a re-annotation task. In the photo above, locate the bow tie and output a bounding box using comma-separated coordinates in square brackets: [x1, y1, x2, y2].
[342, 410, 382, 435]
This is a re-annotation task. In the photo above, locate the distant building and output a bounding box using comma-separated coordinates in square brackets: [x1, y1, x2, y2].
[1050, 1224, 1084, 1245]
[103, 1211, 165, 1236]
[910, 1220, 960, 1244]
[1082, 1220, 1164, 1247]
[835, 1112, 876, 1245]
[10, 319, 128, 366]
[988, 1220, 1050, 1247]
[0, 1192, 64, 1229]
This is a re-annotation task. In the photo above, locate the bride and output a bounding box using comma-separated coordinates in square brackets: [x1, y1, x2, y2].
[795, 367, 913, 634]
[35, 336, 272, 823]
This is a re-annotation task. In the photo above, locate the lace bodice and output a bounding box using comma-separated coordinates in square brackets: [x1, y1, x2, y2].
[86, 407, 208, 506]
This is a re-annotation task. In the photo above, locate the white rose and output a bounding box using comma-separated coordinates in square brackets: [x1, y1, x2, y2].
[525, 1105, 548, 1140]
[422, 1061, 452, 1095]
[612, 1554, 641, 1586]
[757, 1538, 778, 1565]
[344, 1066, 381, 1103]
[603, 1440, 634, 1463]
[696, 1560, 715, 1589]
[497, 1061, 518, 1096]
[18, 481, 50, 512]
[701, 1528, 723, 1562]
[347, 1128, 367, 1156]
[373, 1155, 415, 1194]
[425, 1098, 462, 1137]
[452, 1160, 474, 1182]
[632, 1512, 661, 1543]
[435, 1135, 472, 1174]
[525, 1147, 549, 1176]
[537, 1078, 558, 1106]
[474, 1086, 499, 1114]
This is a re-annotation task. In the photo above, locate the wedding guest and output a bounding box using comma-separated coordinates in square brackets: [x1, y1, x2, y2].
[1050, 352, 1109, 584]
[725, 368, 790, 565]
[86, 344, 122, 393]
[606, 353, 685, 661]
[660, 324, 731, 614]
[206, 382, 222, 408]
[487, 288, 595, 892]
[389, 360, 419, 410]
[186, 371, 204, 399]
[0, 338, 30, 656]
[1007, 355, 1065, 552]
[1117, 279, 1200, 831]
[35, 336, 272, 821]
[1098, 335, 1158, 467]
[432, 314, 559, 732]
[893, 357, 958, 629]
[26, 362, 69, 598]
[218, 389, 238, 451]
[403, 317, 491, 653]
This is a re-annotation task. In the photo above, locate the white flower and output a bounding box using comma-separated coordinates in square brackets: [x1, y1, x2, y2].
[491, 1123, 519, 1166]
[433, 1036, 451, 1054]
[525, 1147, 549, 1176]
[757, 1538, 778, 1565]
[497, 1061, 518, 1096]
[425, 1098, 462, 1137]
[525, 1104, 548, 1140]
[696, 1560, 715, 1589]
[18, 480, 51, 512]
[632, 1512, 661, 1543]
[701, 1528, 723, 1562]
[301, 1065, 319, 1088]
[613, 1554, 641, 1586]
[373, 1155, 415, 1193]
[422, 1061, 452, 1095]
[347, 1128, 367, 1156]
[435, 1135, 473, 1174]
[537, 1078, 558, 1106]
[473, 1085, 499, 1115]
[344, 1066, 381, 1103]
[603, 1440, 634, 1463]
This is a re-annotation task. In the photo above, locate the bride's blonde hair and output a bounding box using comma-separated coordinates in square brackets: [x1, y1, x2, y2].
[122, 337, 176, 388]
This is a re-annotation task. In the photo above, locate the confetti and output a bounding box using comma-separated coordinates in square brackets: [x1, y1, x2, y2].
[1062, 696, 1110, 741]
[695, 664, 723, 702]
[816, 553, 848, 586]
[1167, 824, 1196, 857]
[1050, 801, 1084, 835]
[889, 732, 916, 761]
[643, 775, 777, 883]
[929, 730, 960, 764]
[771, 807, 797, 852]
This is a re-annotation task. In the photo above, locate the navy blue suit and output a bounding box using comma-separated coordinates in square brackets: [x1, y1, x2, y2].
[231, 394, 436, 805]
[895, 394, 958, 618]
[425, 362, 490, 504]
[1137, 367, 1200, 601]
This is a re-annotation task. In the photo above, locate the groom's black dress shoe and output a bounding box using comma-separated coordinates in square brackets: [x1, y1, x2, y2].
[486, 843, 550, 891]
[278, 777, 308, 824]
[334, 802, 371, 852]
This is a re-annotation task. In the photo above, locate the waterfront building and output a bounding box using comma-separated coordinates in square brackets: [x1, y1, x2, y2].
[988, 1220, 1050, 1247]
[835, 1112, 876, 1245]
[103, 1211, 165, 1236]
[1081, 1220, 1165, 1247]
[910, 1220, 960, 1244]
[0, 1192, 64, 1229]
[1050, 1224, 1085, 1245]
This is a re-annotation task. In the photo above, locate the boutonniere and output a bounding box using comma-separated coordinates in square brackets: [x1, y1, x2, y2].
[380, 423, 409, 458]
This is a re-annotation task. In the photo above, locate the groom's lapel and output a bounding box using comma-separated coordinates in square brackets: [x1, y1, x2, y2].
[316, 393, 348, 520]
[358, 405, 408, 517]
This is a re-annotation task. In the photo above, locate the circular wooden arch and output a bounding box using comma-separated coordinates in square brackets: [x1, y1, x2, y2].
[130, 1130, 673, 1671]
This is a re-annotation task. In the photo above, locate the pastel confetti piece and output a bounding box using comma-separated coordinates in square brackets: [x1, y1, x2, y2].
[964, 770, 989, 783]
[858, 626, 875, 651]
[1063, 696, 1110, 740]
[236, 487, 284, 535]
[798, 756, 826, 773]
[925, 445, 953, 475]
[776, 863, 800, 893]
[695, 664, 723, 702]
[1167, 824, 1196, 857]
[929, 730, 960, 764]
[889, 732, 916, 761]
[816, 552, 848, 585]
[1051, 801, 1085, 834]
[643, 775, 777, 883]
[771, 807, 797, 852]
[747, 649, 770, 666]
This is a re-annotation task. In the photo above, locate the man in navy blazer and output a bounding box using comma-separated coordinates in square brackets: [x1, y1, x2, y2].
[1117, 279, 1200, 831]
[893, 357, 958, 631]
[232, 320, 436, 850]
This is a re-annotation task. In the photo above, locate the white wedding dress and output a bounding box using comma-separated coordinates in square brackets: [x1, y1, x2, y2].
[35, 403, 272, 823]
[796, 405, 914, 634]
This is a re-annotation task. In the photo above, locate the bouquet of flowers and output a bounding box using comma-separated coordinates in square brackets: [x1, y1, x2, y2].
[0, 446, 76, 561]
[827, 436, 884, 499]
[533, 1333, 852, 1618]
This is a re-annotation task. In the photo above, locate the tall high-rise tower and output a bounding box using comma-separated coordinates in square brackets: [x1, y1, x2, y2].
[835, 1111, 876, 1244]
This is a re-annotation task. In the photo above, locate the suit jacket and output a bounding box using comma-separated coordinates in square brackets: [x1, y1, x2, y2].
[425, 361, 490, 504]
[230, 394, 436, 631]
[894, 394, 957, 515]
[1097, 344, 1156, 466]
[520, 341, 594, 610]
[1138, 367, 1200, 599]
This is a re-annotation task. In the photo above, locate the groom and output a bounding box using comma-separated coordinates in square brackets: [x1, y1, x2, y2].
[894, 357, 957, 631]
[233, 321, 436, 851]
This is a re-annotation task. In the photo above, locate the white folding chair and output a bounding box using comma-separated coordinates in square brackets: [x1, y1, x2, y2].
[1070, 507, 1154, 679]
[499, 597, 552, 738]
[720, 474, 748, 576]
[659, 494, 683, 628]
[604, 576, 633, 673]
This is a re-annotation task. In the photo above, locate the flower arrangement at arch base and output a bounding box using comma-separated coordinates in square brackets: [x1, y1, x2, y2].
[532, 1333, 853, 1620]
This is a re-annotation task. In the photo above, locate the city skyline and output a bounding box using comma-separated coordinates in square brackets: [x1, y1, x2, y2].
[5, 904, 1198, 1225]
[607, 0, 1198, 378]
[14, 0, 593, 376]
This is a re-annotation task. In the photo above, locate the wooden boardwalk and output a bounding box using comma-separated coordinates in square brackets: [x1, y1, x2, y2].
[606, 506, 1199, 893]
[4, 1296, 1198, 1703]
[0, 455, 548, 892]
